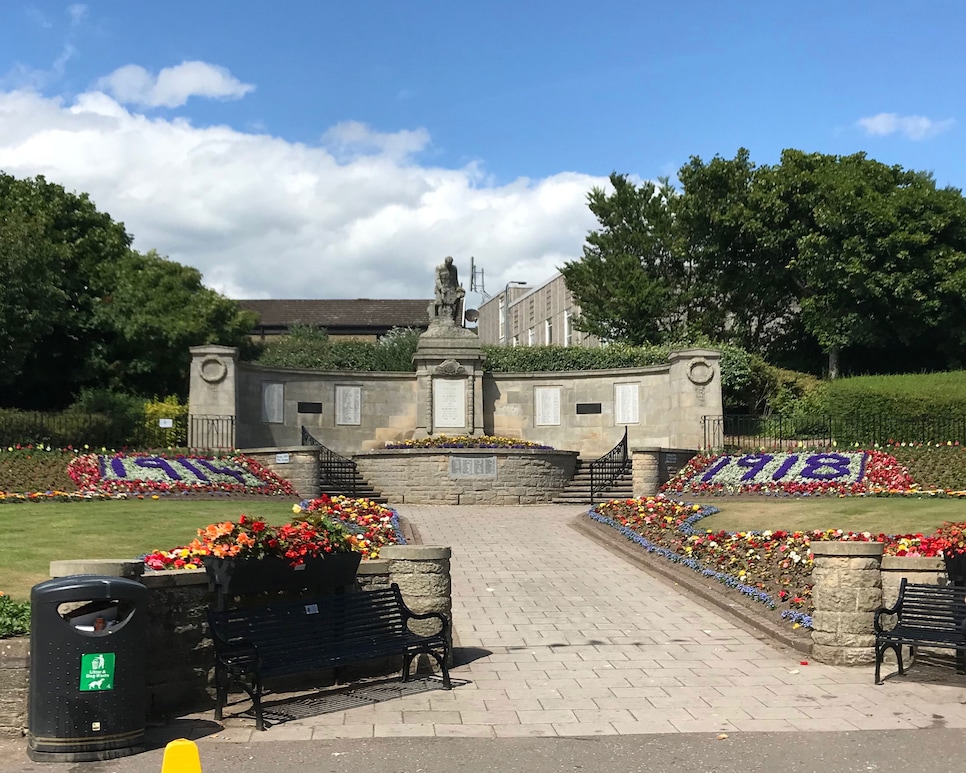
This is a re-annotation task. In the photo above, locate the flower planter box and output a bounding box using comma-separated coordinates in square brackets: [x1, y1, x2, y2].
[944, 553, 966, 587]
[202, 553, 362, 609]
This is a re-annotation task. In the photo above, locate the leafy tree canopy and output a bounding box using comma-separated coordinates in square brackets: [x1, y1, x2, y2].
[0, 172, 256, 408]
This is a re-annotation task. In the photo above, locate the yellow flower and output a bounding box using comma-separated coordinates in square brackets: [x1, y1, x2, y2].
[292, 504, 302, 514]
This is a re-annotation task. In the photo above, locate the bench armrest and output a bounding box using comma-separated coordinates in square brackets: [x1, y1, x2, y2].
[405, 609, 450, 638]
[873, 600, 902, 633]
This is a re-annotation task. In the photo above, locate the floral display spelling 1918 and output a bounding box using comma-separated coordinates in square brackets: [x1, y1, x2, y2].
[142, 495, 404, 570]
[661, 450, 917, 496]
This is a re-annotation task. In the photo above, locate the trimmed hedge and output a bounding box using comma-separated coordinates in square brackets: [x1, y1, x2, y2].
[815, 372, 966, 418]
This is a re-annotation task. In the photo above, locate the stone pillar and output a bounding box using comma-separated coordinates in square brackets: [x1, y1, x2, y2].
[188, 345, 239, 449]
[667, 348, 722, 450]
[356, 558, 391, 591]
[810, 542, 883, 665]
[383, 546, 453, 666]
[631, 448, 660, 496]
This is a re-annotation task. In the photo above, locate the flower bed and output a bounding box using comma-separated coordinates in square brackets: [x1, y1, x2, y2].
[588, 495, 966, 631]
[142, 495, 404, 570]
[67, 452, 296, 497]
[385, 435, 553, 450]
[661, 450, 918, 496]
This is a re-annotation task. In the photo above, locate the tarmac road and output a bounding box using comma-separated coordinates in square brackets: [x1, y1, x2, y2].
[3, 731, 966, 773]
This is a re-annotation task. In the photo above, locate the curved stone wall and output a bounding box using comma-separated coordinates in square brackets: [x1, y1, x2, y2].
[355, 448, 579, 504]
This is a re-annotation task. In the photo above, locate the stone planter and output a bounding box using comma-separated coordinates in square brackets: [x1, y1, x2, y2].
[203, 553, 362, 609]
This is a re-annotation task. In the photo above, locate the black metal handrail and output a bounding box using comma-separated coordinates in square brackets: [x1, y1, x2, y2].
[702, 414, 966, 451]
[301, 426, 358, 497]
[589, 427, 631, 504]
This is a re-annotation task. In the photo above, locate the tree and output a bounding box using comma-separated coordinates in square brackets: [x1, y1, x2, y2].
[677, 149, 966, 377]
[559, 174, 690, 345]
[0, 172, 256, 407]
[91, 249, 257, 398]
[676, 149, 801, 354]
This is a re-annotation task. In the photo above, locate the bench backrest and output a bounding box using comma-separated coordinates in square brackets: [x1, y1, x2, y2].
[897, 580, 966, 633]
[207, 585, 410, 667]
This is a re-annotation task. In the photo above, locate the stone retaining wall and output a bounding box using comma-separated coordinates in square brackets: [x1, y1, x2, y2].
[0, 547, 450, 738]
[355, 448, 578, 504]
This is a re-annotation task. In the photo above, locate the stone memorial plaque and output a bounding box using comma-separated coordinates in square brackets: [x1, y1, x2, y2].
[261, 382, 284, 424]
[275, 453, 291, 464]
[335, 385, 362, 425]
[433, 378, 466, 428]
[615, 382, 640, 425]
[535, 386, 561, 426]
[449, 455, 497, 478]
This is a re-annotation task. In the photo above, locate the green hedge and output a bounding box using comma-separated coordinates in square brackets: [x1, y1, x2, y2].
[815, 372, 966, 418]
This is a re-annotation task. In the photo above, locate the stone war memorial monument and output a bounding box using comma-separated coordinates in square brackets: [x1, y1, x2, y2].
[415, 256, 485, 438]
[187, 256, 723, 502]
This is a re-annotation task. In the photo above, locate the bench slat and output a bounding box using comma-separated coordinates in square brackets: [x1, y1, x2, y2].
[874, 579, 966, 685]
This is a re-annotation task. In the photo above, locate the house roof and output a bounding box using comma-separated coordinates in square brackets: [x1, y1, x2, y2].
[238, 299, 432, 331]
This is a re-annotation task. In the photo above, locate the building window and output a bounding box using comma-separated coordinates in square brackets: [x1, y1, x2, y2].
[528, 327, 536, 346]
[564, 311, 573, 346]
[511, 335, 519, 347]
[544, 319, 552, 345]
[498, 298, 505, 341]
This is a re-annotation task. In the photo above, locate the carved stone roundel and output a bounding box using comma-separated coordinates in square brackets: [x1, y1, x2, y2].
[687, 359, 714, 386]
[435, 359, 466, 376]
[200, 357, 228, 384]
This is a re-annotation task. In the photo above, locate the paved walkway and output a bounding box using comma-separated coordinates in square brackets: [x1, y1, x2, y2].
[189, 505, 966, 741]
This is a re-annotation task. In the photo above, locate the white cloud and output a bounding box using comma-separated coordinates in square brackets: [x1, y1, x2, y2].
[856, 112, 955, 141]
[0, 86, 603, 300]
[94, 61, 255, 108]
[67, 4, 88, 26]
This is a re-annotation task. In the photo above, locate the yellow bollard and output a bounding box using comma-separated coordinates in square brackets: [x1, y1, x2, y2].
[161, 739, 202, 773]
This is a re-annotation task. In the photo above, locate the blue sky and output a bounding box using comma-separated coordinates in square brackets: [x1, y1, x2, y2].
[0, 2, 962, 306]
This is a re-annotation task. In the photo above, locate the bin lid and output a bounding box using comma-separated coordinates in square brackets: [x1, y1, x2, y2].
[30, 575, 147, 604]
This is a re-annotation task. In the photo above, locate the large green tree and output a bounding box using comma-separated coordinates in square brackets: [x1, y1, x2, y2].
[0, 172, 256, 408]
[678, 149, 966, 376]
[559, 174, 691, 344]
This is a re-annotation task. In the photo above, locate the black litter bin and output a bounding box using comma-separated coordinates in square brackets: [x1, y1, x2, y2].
[27, 575, 148, 762]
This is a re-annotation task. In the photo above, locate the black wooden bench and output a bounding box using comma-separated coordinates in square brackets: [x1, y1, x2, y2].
[873, 579, 966, 684]
[207, 583, 452, 730]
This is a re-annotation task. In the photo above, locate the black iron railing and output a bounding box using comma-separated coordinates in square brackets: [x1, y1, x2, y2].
[589, 427, 631, 504]
[301, 426, 358, 496]
[703, 414, 966, 451]
[188, 415, 235, 451]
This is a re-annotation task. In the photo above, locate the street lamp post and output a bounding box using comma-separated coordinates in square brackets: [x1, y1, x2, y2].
[503, 281, 527, 344]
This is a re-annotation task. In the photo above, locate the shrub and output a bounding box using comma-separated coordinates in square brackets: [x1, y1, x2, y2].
[141, 395, 188, 448]
[0, 593, 30, 638]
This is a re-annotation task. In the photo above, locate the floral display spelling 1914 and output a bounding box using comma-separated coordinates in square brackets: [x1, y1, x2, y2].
[67, 452, 297, 497]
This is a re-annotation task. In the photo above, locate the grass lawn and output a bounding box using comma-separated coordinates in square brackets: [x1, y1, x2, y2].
[3, 495, 963, 602]
[0, 498, 296, 601]
[692, 496, 963, 535]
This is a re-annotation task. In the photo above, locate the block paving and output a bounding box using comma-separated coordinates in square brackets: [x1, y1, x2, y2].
[190, 505, 966, 741]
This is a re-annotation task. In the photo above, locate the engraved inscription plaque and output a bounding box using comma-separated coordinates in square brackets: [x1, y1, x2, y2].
[261, 383, 284, 424]
[335, 385, 362, 425]
[433, 378, 466, 428]
[449, 456, 497, 478]
[615, 382, 640, 424]
[535, 386, 561, 426]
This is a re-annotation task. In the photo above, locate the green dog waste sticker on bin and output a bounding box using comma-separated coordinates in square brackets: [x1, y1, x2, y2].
[80, 653, 115, 691]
